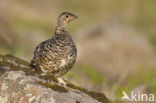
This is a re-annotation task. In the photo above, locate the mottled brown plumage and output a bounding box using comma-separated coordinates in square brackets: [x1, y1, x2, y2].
[30, 12, 78, 78]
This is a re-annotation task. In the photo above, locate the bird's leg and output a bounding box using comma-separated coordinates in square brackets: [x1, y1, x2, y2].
[57, 77, 66, 86]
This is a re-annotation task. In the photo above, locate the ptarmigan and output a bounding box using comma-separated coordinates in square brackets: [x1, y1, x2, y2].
[30, 12, 78, 82]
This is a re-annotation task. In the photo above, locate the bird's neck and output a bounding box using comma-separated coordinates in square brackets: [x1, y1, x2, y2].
[53, 25, 69, 40]
[55, 25, 67, 35]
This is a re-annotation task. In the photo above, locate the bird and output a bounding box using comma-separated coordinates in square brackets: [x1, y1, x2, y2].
[29, 12, 78, 83]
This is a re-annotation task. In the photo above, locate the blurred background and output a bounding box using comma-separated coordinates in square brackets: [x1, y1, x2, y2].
[0, 0, 156, 101]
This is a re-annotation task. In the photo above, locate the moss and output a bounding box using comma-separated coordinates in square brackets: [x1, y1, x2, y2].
[87, 91, 111, 103]
[0, 55, 43, 76]
[0, 55, 29, 67]
[66, 81, 111, 103]
[0, 55, 37, 75]
[0, 55, 29, 69]
[4, 55, 29, 66]
[38, 75, 58, 83]
[0, 59, 27, 71]
[36, 81, 68, 93]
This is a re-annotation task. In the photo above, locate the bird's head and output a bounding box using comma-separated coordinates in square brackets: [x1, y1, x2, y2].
[57, 12, 78, 27]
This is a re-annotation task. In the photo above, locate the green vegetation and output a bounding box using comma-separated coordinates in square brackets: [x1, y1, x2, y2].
[112, 65, 156, 98]
[82, 64, 104, 84]
[38, 75, 58, 83]
[65, 64, 104, 85]
[36, 81, 68, 93]
[11, 17, 53, 32]
[66, 81, 111, 103]
[0, 54, 29, 71]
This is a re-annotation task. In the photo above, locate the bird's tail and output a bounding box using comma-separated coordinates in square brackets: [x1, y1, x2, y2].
[29, 60, 36, 69]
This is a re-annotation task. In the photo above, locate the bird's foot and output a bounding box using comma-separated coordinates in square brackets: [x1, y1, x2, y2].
[57, 78, 66, 86]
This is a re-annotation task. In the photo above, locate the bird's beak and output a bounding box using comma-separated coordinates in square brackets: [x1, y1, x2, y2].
[74, 15, 78, 19]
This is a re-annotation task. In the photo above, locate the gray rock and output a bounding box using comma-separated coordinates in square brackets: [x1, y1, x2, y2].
[0, 55, 110, 103]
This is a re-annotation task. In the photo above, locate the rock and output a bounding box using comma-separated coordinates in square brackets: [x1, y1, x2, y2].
[0, 55, 110, 103]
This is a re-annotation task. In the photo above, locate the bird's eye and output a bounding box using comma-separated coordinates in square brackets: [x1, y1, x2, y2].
[66, 15, 69, 18]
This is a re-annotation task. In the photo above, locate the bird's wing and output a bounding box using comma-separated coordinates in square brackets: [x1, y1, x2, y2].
[33, 40, 47, 57]
[30, 40, 52, 68]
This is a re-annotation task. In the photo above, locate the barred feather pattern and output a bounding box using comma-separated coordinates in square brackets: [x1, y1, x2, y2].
[30, 29, 77, 77]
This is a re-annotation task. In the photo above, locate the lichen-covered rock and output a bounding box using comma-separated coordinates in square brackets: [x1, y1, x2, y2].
[0, 55, 110, 103]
